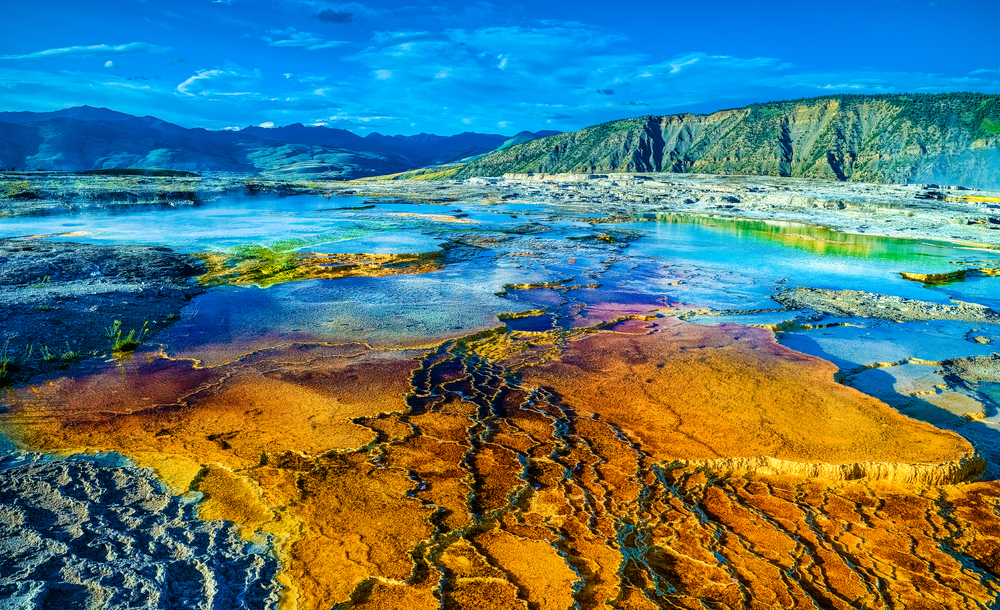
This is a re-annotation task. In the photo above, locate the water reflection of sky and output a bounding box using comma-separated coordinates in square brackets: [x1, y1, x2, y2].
[0, 195, 370, 252]
[5, 191, 1000, 469]
[4, 193, 998, 308]
[4, 192, 999, 313]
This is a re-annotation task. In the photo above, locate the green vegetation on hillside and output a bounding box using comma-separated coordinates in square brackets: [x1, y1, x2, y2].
[450, 93, 1000, 188]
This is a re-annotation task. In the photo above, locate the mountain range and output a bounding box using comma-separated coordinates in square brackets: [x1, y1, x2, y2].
[0, 106, 555, 178]
[453, 93, 1000, 189]
[3, 94, 999, 188]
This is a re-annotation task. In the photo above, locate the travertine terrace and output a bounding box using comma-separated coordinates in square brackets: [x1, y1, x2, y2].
[1, 174, 999, 608]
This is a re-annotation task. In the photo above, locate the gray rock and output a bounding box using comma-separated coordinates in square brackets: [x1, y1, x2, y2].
[0, 454, 280, 609]
[0, 239, 205, 385]
[771, 287, 1000, 324]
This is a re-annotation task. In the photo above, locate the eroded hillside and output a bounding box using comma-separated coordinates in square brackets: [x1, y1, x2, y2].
[454, 93, 1000, 188]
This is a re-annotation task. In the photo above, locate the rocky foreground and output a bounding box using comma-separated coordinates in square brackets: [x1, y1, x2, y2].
[0, 454, 280, 609]
[350, 172, 1000, 246]
[0, 239, 204, 384]
[772, 287, 1000, 324]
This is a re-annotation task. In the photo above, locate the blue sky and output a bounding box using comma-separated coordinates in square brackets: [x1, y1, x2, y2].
[0, 0, 998, 135]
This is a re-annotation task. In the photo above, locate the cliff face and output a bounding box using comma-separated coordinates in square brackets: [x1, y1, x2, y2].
[454, 93, 1000, 188]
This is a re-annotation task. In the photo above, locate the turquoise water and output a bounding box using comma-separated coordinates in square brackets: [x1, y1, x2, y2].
[3, 191, 1000, 472]
[4, 191, 998, 357]
[0, 194, 371, 252]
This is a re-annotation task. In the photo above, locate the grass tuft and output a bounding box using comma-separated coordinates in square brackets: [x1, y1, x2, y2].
[61, 343, 79, 362]
[105, 320, 149, 353]
[0, 340, 13, 381]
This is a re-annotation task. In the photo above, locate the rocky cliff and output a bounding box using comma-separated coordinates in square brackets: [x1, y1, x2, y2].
[453, 93, 1000, 189]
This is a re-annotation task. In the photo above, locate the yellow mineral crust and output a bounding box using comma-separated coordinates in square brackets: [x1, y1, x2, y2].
[197, 249, 443, 288]
[386, 212, 478, 224]
[522, 318, 979, 482]
[0, 343, 429, 610]
[899, 267, 1000, 283]
[2, 321, 999, 609]
[2, 344, 419, 467]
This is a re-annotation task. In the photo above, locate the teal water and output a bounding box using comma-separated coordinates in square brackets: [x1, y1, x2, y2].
[3, 191, 998, 360]
[3, 191, 1000, 473]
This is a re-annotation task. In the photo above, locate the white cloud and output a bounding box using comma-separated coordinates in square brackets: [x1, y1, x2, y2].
[1, 42, 172, 60]
[176, 63, 262, 97]
[104, 61, 118, 69]
[668, 56, 699, 74]
[371, 31, 431, 43]
[331, 21, 1000, 135]
[263, 28, 347, 51]
[3, 19, 997, 136]
[105, 81, 153, 91]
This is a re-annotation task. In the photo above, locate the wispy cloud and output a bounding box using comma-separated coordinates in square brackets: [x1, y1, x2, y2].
[176, 63, 262, 96]
[2, 17, 997, 136]
[333, 22, 1000, 134]
[262, 27, 347, 50]
[1, 42, 172, 60]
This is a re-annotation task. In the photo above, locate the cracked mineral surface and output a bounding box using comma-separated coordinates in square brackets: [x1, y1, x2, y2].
[0, 453, 281, 610]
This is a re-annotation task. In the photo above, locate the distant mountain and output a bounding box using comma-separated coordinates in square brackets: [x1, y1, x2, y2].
[361, 131, 510, 166]
[496, 130, 561, 151]
[0, 105, 135, 125]
[453, 93, 1000, 189]
[0, 107, 553, 177]
[0, 115, 409, 177]
[234, 124, 514, 166]
[238, 123, 372, 151]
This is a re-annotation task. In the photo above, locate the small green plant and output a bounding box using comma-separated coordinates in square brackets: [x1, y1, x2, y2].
[105, 320, 149, 353]
[0, 340, 13, 380]
[23, 343, 33, 362]
[38, 304, 52, 311]
[32, 276, 50, 288]
[61, 343, 78, 361]
[40, 345, 57, 362]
